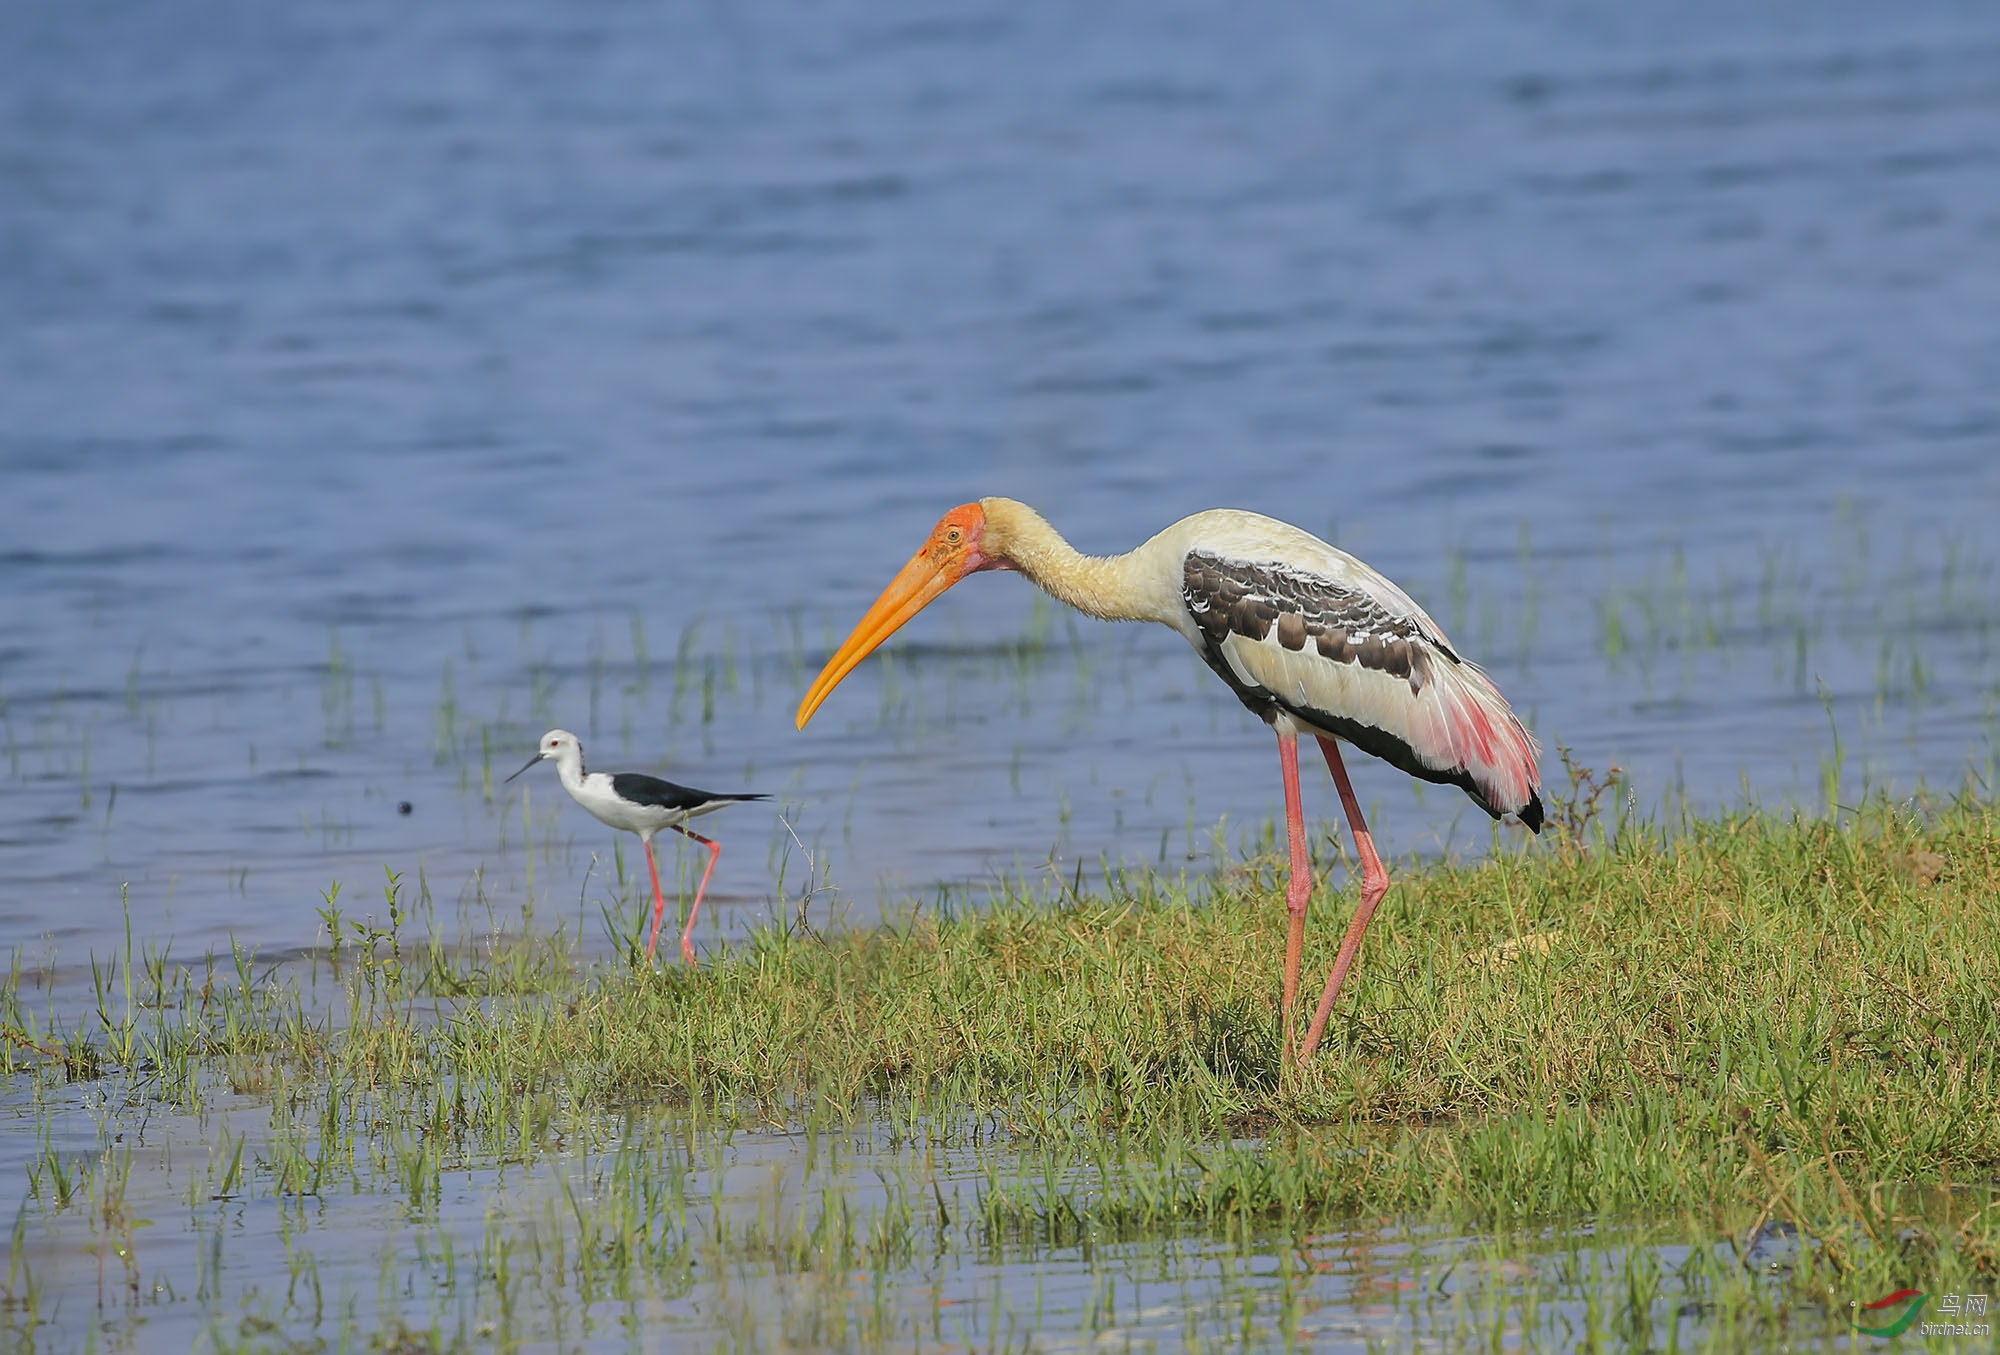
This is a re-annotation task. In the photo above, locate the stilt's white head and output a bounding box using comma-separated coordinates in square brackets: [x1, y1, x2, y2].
[505, 729, 582, 782]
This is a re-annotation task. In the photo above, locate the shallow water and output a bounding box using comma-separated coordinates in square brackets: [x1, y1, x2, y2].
[3, 1, 1999, 1346]
[0, 1068, 1842, 1353]
[4, 0, 2000, 972]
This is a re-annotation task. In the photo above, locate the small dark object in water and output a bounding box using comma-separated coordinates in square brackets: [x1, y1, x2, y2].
[397, 801, 413, 816]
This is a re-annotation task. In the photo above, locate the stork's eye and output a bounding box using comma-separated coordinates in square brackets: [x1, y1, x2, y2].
[945, 526, 962, 544]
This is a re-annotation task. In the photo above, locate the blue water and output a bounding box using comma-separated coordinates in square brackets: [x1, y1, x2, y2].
[3, 0, 1998, 978]
[7, 4, 2000, 1351]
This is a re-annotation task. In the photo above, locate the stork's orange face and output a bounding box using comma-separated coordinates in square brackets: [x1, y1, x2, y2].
[796, 503, 1001, 728]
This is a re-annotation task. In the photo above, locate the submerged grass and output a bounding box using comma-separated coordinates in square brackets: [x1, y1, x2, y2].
[6, 793, 2000, 1348]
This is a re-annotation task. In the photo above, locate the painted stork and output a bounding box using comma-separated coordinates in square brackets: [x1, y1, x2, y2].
[795, 499, 1543, 1064]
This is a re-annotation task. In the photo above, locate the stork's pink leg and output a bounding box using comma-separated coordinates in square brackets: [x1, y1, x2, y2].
[1276, 732, 1315, 1066]
[671, 825, 721, 967]
[1298, 736, 1392, 1062]
[642, 835, 669, 959]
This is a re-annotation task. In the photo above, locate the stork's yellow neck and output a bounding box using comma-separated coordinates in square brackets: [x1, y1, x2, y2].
[979, 497, 1184, 625]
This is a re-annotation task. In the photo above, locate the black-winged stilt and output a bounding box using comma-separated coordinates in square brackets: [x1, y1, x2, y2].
[505, 729, 767, 964]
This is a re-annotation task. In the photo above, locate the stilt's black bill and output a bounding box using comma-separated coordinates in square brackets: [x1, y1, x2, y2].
[504, 753, 545, 783]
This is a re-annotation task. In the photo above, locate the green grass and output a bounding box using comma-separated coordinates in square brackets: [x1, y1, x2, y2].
[5, 792, 1999, 1349]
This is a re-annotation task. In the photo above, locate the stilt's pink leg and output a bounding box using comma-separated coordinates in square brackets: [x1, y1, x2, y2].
[1298, 737, 1392, 1063]
[671, 825, 720, 967]
[642, 835, 669, 959]
[1277, 733, 1314, 1066]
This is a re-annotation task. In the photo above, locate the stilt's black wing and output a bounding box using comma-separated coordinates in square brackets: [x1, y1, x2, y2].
[609, 773, 767, 813]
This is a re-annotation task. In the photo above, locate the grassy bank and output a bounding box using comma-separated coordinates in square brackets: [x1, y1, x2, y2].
[6, 792, 1998, 1348]
[477, 791, 1999, 1215]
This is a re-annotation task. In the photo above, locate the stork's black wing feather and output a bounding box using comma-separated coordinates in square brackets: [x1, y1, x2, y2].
[609, 773, 767, 812]
[1180, 550, 1518, 820]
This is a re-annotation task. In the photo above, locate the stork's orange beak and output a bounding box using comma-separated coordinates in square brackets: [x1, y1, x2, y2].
[796, 505, 985, 729]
